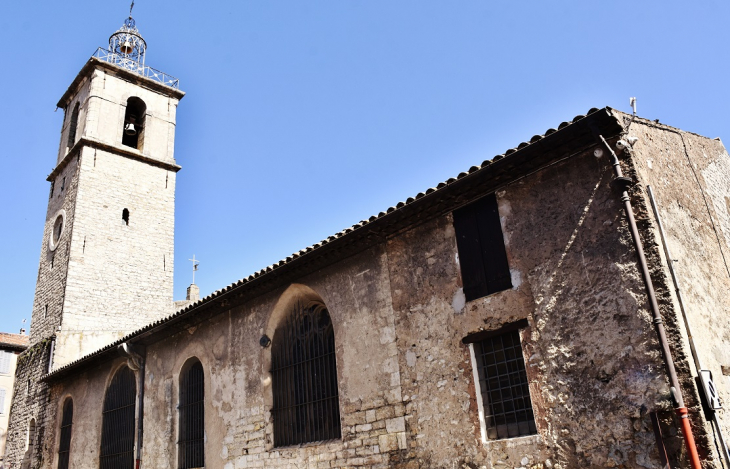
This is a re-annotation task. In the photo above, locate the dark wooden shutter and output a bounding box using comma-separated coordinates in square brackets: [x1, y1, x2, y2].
[453, 193, 512, 301]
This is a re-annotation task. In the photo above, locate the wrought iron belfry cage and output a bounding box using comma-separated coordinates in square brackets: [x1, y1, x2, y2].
[109, 16, 147, 70]
[91, 13, 180, 89]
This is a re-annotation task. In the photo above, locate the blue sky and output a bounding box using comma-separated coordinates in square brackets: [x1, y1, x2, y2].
[2, 1, 729, 333]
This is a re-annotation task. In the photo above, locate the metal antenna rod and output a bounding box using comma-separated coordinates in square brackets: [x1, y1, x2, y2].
[189, 255, 199, 284]
[130, 0, 135, 17]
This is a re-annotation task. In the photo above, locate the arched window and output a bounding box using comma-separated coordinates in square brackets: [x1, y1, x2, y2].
[122, 208, 130, 225]
[58, 398, 73, 469]
[67, 102, 79, 150]
[271, 301, 340, 446]
[178, 360, 204, 469]
[100, 367, 136, 469]
[122, 97, 146, 150]
[21, 418, 37, 468]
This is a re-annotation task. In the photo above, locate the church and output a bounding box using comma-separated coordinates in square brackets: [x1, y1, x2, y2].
[4, 9, 730, 469]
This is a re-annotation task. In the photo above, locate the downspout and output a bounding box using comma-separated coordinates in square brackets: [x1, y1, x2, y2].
[597, 135, 702, 469]
[648, 185, 730, 466]
[119, 343, 145, 469]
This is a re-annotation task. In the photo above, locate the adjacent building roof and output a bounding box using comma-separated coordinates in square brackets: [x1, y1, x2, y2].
[0, 332, 30, 351]
[43, 106, 627, 381]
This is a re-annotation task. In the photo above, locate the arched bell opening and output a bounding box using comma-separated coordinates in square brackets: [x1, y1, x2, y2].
[122, 97, 146, 150]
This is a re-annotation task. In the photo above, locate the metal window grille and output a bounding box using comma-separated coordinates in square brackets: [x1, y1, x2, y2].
[474, 329, 536, 439]
[100, 367, 136, 469]
[271, 302, 341, 447]
[178, 361, 204, 469]
[57, 398, 73, 469]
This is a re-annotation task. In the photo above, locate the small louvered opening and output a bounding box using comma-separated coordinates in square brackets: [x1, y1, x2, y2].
[67, 103, 79, 150]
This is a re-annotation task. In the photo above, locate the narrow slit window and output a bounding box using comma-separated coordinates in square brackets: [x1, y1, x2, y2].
[122, 209, 130, 225]
[58, 398, 73, 469]
[453, 193, 512, 301]
[271, 301, 341, 447]
[67, 103, 79, 150]
[100, 367, 136, 469]
[26, 418, 36, 457]
[122, 97, 146, 150]
[470, 328, 536, 440]
[178, 360, 204, 469]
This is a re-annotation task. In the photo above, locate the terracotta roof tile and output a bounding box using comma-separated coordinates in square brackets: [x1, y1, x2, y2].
[44, 106, 618, 381]
[0, 332, 30, 350]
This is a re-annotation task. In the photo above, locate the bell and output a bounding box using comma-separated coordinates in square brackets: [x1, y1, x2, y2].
[125, 122, 137, 136]
[120, 41, 134, 54]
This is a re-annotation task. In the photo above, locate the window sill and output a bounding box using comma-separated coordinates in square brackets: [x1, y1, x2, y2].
[482, 433, 542, 449]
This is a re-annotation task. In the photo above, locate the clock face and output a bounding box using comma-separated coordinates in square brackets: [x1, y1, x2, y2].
[49, 210, 66, 252]
[53, 216, 63, 244]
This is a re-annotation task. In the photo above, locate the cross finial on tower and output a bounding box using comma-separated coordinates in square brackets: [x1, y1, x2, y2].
[189, 255, 200, 284]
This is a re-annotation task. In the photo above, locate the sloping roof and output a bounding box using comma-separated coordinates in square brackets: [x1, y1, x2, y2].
[43, 106, 625, 382]
[0, 332, 30, 351]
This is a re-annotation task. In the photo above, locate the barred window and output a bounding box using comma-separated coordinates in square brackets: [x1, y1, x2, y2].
[271, 301, 341, 447]
[100, 367, 136, 469]
[58, 398, 73, 469]
[465, 322, 536, 440]
[178, 360, 204, 469]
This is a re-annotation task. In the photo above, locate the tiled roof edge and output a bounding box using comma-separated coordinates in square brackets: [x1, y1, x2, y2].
[43, 106, 615, 381]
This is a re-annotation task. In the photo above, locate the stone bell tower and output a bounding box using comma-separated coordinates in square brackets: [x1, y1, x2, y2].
[37, 13, 185, 368]
[4, 10, 184, 468]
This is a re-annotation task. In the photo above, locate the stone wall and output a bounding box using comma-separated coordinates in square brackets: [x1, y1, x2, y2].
[59, 67, 180, 165]
[41, 140, 703, 469]
[28, 154, 80, 345]
[624, 113, 730, 465]
[54, 144, 176, 367]
[4, 340, 53, 469]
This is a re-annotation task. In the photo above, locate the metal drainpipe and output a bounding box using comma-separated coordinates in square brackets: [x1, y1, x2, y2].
[119, 343, 145, 469]
[598, 135, 702, 469]
[648, 185, 730, 466]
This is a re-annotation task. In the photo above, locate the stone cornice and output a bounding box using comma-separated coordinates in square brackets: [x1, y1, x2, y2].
[57, 57, 185, 110]
[47, 136, 181, 181]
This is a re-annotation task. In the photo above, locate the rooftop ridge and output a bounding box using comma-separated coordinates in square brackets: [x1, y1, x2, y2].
[43, 106, 617, 381]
